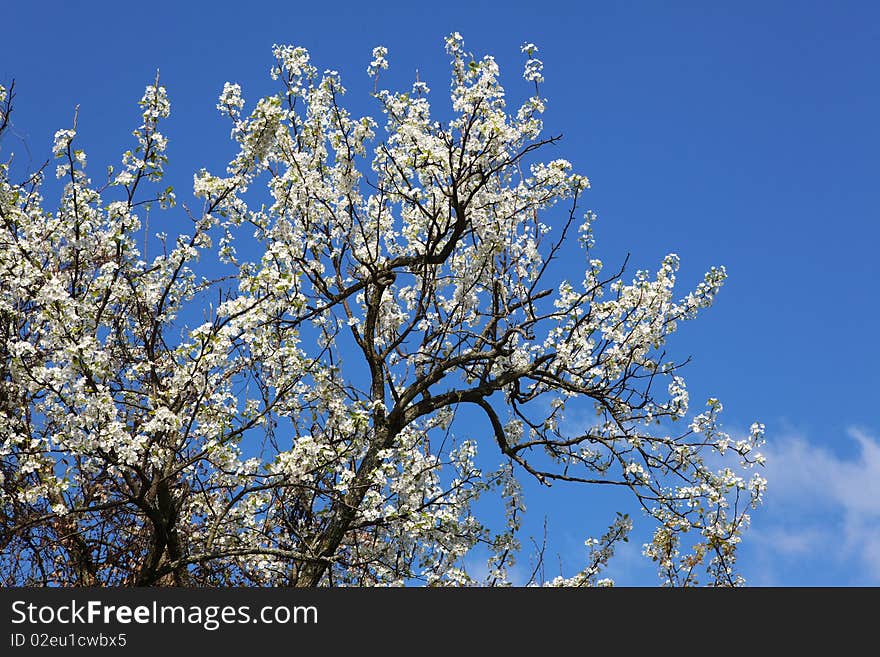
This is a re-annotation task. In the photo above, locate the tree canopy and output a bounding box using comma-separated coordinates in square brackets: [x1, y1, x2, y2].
[0, 35, 765, 586]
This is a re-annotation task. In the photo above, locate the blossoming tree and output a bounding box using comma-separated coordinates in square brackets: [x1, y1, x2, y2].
[0, 35, 765, 587]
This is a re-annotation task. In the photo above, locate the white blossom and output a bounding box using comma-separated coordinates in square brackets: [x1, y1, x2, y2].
[0, 35, 763, 588]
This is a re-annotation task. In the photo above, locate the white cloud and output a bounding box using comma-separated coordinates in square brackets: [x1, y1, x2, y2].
[750, 526, 826, 556]
[763, 428, 880, 513]
[750, 427, 880, 583]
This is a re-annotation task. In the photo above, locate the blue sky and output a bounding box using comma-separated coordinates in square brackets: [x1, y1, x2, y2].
[4, 1, 879, 585]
